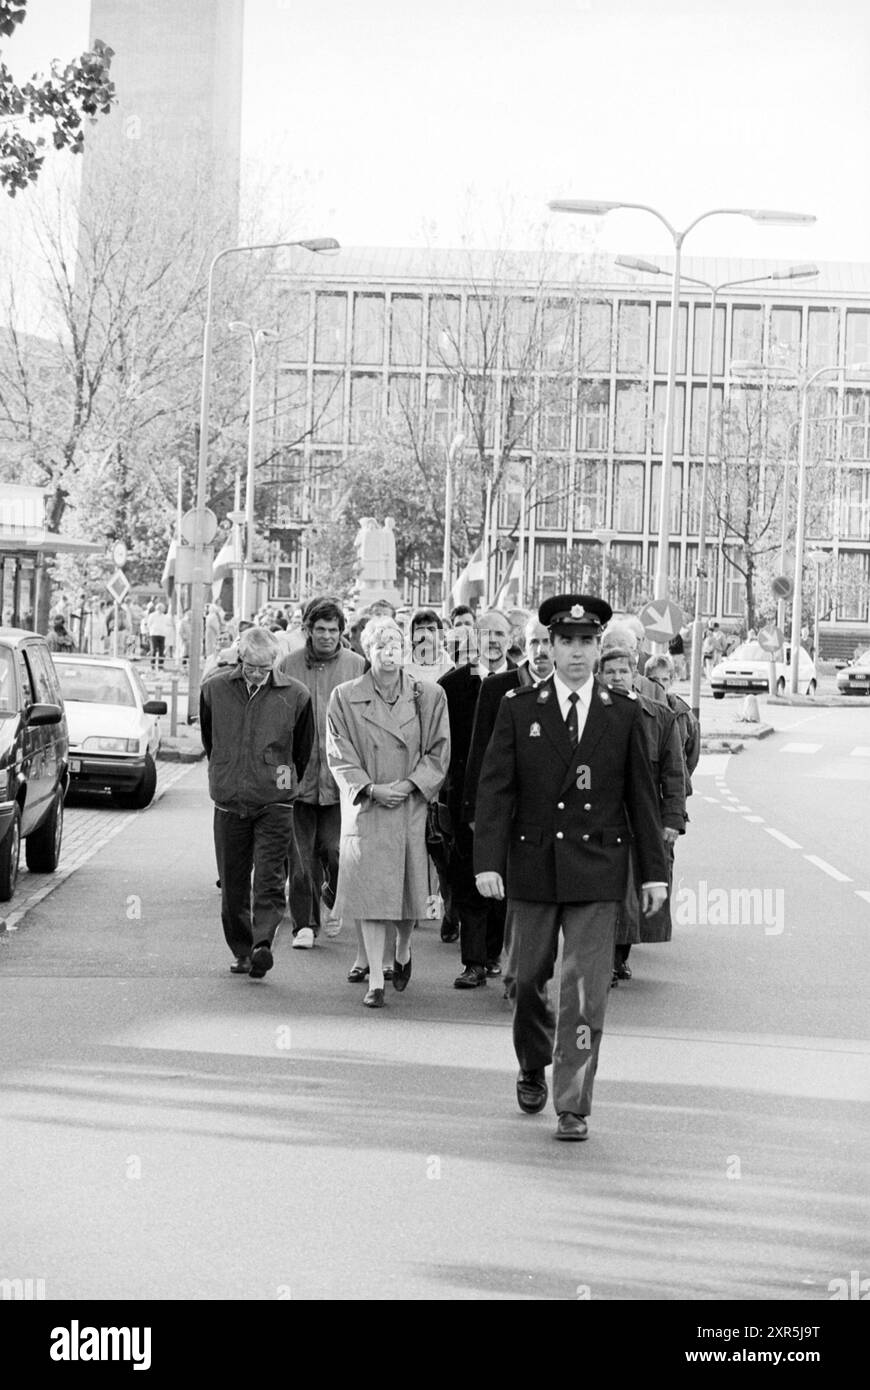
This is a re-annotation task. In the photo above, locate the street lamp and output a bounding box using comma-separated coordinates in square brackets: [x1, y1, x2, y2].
[442, 432, 465, 617]
[228, 320, 279, 620]
[548, 200, 816, 610]
[187, 236, 340, 720]
[617, 257, 820, 717]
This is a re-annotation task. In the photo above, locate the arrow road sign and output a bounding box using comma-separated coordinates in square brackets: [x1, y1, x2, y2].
[757, 625, 784, 654]
[638, 598, 685, 644]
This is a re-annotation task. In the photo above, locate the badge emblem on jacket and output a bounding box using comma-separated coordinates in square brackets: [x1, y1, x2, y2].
[529, 722, 541, 737]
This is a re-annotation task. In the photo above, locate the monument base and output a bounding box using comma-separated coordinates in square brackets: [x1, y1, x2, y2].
[354, 586, 402, 610]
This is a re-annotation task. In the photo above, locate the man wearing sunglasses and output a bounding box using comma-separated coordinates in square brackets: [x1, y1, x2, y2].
[200, 626, 314, 979]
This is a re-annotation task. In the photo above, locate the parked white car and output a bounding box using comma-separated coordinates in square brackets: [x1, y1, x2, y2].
[710, 641, 817, 699]
[53, 655, 167, 807]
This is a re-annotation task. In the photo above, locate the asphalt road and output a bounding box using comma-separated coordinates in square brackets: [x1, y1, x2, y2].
[0, 718, 867, 1303]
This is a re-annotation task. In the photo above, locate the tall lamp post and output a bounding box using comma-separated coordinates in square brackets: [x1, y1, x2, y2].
[228, 320, 279, 621]
[442, 431, 465, 617]
[547, 200, 816, 610]
[616, 257, 819, 718]
[187, 236, 339, 721]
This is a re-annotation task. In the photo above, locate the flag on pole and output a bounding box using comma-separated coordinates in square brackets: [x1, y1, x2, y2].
[211, 536, 235, 599]
[491, 547, 519, 609]
[450, 544, 485, 608]
[160, 537, 177, 596]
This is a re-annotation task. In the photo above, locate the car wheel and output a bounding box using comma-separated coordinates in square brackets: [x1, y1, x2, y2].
[713, 691, 724, 700]
[806, 679, 817, 696]
[776, 677, 786, 696]
[0, 805, 21, 902]
[111, 753, 158, 810]
[25, 787, 64, 873]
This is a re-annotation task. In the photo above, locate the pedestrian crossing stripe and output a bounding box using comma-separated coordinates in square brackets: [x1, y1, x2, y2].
[780, 742, 822, 754]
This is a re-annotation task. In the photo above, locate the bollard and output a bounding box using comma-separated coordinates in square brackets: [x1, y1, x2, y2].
[170, 677, 178, 737]
[737, 693, 761, 723]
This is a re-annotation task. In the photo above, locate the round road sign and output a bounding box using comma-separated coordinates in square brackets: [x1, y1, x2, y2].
[757, 625, 784, 654]
[180, 507, 219, 546]
[771, 575, 793, 600]
[111, 540, 128, 568]
[638, 598, 685, 644]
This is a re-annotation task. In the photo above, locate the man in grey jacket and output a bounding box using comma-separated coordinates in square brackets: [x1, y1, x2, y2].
[276, 597, 364, 947]
[200, 626, 314, 978]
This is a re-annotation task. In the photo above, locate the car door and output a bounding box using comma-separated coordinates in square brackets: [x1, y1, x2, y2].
[19, 642, 58, 832]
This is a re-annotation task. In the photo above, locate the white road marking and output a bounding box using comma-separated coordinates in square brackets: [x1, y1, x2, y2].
[850, 747, 870, 757]
[780, 742, 822, 754]
[744, 815, 765, 823]
[855, 891, 870, 904]
[722, 806, 741, 813]
[765, 827, 802, 850]
[702, 796, 720, 803]
[733, 804, 752, 811]
[803, 855, 852, 883]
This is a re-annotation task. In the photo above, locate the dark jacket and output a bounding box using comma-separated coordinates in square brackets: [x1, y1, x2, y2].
[666, 690, 700, 797]
[200, 664, 314, 814]
[635, 694, 687, 832]
[461, 661, 535, 823]
[436, 662, 483, 828]
[473, 676, 667, 902]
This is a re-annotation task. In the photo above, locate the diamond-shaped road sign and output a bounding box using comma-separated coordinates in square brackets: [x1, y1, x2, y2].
[106, 569, 130, 604]
[638, 599, 685, 644]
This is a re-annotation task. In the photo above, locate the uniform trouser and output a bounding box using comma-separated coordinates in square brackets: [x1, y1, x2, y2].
[214, 804, 294, 958]
[288, 801, 341, 933]
[509, 899, 618, 1116]
[452, 825, 506, 967]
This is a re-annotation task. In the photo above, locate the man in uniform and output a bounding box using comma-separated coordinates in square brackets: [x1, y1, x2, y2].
[474, 595, 667, 1141]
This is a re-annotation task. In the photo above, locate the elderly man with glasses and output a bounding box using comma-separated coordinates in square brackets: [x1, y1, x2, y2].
[200, 626, 314, 979]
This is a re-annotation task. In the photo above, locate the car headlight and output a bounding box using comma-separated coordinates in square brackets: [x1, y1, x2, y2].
[81, 737, 140, 754]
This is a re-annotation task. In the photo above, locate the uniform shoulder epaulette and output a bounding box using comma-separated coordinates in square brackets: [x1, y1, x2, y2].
[506, 685, 536, 699]
[608, 685, 637, 700]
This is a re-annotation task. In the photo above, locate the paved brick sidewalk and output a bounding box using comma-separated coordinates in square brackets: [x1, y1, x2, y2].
[0, 760, 196, 933]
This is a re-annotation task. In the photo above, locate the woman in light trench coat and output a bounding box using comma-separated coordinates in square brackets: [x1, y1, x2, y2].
[326, 616, 450, 1008]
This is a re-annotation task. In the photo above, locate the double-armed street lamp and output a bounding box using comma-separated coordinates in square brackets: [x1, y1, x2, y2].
[186, 236, 339, 720]
[616, 256, 819, 717]
[228, 320, 279, 621]
[547, 200, 816, 614]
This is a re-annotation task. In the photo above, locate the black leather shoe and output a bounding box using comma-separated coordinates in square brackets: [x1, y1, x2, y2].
[363, 987, 385, 1008]
[249, 943, 274, 979]
[485, 960, 502, 977]
[614, 960, 632, 981]
[230, 956, 251, 974]
[554, 1113, 588, 1141]
[516, 1068, 548, 1114]
[392, 955, 412, 992]
[454, 965, 487, 989]
[440, 925, 459, 943]
[347, 964, 369, 983]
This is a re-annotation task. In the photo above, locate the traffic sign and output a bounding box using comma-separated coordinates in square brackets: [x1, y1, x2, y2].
[111, 540, 128, 568]
[771, 574, 793, 600]
[638, 598, 685, 644]
[106, 569, 130, 603]
[180, 507, 219, 546]
[757, 625, 784, 655]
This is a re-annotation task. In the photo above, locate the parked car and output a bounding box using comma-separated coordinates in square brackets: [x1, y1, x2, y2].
[52, 655, 167, 808]
[836, 649, 870, 695]
[710, 640, 817, 699]
[0, 628, 69, 901]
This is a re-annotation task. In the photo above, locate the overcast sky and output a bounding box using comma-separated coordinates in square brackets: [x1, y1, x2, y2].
[4, 0, 869, 267]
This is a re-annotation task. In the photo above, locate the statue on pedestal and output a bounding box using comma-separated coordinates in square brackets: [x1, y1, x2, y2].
[353, 516, 401, 606]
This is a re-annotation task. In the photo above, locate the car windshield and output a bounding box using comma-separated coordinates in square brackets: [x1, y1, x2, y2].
[730, 642, 767, 662]
[853, 651, 870, 668]
[57, 663, 136, 707]
[0, 647, 15, 714]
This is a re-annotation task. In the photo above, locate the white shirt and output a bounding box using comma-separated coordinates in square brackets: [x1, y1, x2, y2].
[552, 672, 594, 742]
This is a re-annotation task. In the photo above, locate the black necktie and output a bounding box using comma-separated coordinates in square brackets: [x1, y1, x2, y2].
[566, 690, 580, 747]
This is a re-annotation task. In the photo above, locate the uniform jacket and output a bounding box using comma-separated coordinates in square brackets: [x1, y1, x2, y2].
[326, 670, 450, 920]
[200, 664, 314, 814]
[461, 661, 534, 823]
[436, 662, 483, 828]
[473, 675, 667, 903]
[277, 643, 365, 805]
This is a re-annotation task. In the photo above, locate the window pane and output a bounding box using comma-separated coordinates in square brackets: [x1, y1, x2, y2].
[349, 374, 382, 442]
[279, 291, 311, 361]
[579, 301, 612, 372]
[839, 469, 870, 538]
[614, 383, 646, 453]
[352, 294, 385, 365]
[533, 539, 567, 602]
[689, 383, 723, 454]
[504, 298, 538, 369]
[572, 459, 606, 530]
[577, 380, 609, 450]
[498, 459, 525, 527]
[770, 307, 801, 372]
[269, 450, 305, 527]
[542, 300, 574, 368]
[843, 390, 870, 461]
[835, 551, 870, 620]
[388, 374, 421, 428]
[649, 464, 682, 533]
[610, 542, 644, 610]
[275, 370, 308, 446]
[613, 462, 644, 531]
[390, 295, 423, 365]
[428, 296, 461, 364]
[465, 296, 495, 367]
[425, 375, 459, 443]
[807, 308, 839, 372]
[731, 306, 762, 364]
[617, 302, 650, 373]
[652, 383, 685, 454]
[540, 379, 571, 450]
[310, 451, 342, 515]
[654, 303, 688, 374]
[312, 373, 344, 443]
[692, 305, 725, 375]
[314, 293, 347, 363]
[845, 310, 870, 369]
[535, 458, 568, 530]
